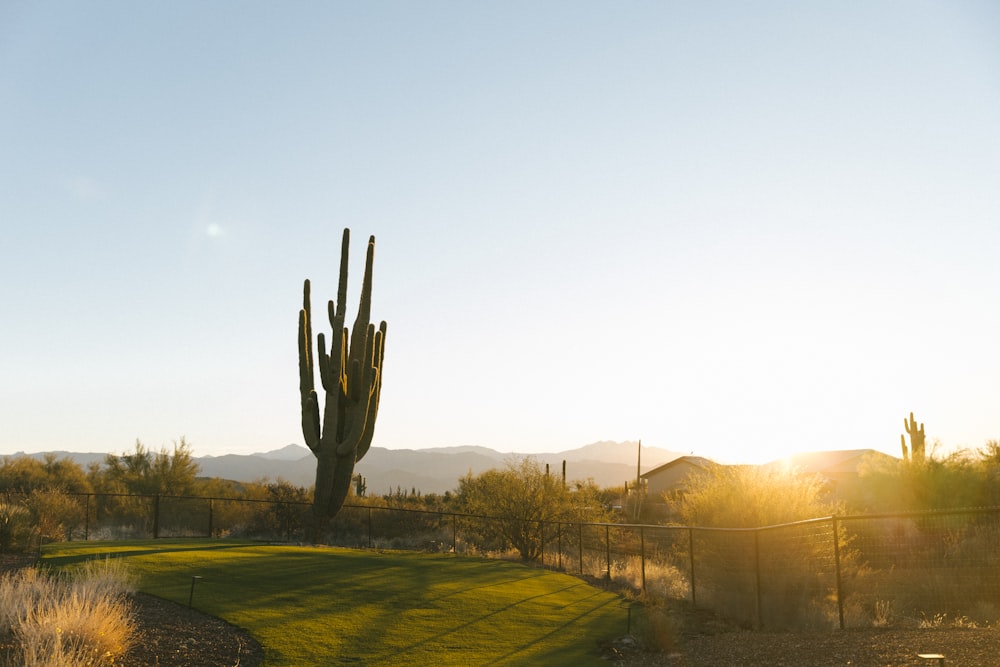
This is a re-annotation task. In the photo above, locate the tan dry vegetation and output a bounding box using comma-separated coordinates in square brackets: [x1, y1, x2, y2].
[0, 559, 135, 667]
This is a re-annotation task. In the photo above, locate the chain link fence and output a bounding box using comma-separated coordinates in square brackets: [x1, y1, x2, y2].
[3, 490, 999, 630]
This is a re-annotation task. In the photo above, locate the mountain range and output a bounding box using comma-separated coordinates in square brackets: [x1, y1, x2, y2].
[9, 441, 686, 495]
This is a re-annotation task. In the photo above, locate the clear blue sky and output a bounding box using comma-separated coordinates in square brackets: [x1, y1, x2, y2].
[2, 2, 998, 463]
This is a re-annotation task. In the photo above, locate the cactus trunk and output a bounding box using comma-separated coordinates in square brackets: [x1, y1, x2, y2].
[298, 229, 386, 541]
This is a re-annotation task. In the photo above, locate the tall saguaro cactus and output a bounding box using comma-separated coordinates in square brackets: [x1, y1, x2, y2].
[900, 411, 926, 463]
[298, 229, 386, 539]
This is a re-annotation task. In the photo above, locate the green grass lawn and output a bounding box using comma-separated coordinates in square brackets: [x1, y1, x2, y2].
[41, 540, 632, 666]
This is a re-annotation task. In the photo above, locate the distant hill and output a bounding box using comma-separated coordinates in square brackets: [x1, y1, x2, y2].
[6, 441, 687, 495]
[7, 451, 110, 467]
[538, 440, 680, 467]
[248, 444, 309, 460]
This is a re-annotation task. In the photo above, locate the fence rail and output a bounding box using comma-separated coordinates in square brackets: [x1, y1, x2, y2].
[4, 490, 999, 631]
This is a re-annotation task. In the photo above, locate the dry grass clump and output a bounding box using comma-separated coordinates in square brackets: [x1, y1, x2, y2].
[0, 558, 135, 666]
[612, 555, 690, 601]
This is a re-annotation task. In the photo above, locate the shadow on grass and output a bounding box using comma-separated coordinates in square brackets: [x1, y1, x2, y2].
[493, 594, 622, 665]
[42, 541, 630, 666]
[39, 539, 266, 568]
[384, 580, 590, 656]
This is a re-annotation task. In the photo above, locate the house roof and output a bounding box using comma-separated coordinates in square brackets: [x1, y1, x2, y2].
[764, 449, 898, 475]
[639, 449, 898, 480]
[640, 455, 717, 479]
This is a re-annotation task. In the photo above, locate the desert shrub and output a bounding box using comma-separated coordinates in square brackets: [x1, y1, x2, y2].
[218, 480, 312, 541]
[91, 493, 153, 539]
[757, 519, 845, 628]
[23, 490, 87, 543]
[203, 494, 261, 538]
[859, 452, 985, 512]
[0, 558, 135, 666]
[855, 441, 1000, 513]
[0, 497, 30, 553]
[840, 510, 1000, 626]
[457, 456, 610, 561]
[156, 495, 212, 537]
[263, 481, 311, 541]
[677, 464, 839, 528]
[368, 506, 449, 549]
[677, 465, 846, 629]
[611, 554, 690, 601]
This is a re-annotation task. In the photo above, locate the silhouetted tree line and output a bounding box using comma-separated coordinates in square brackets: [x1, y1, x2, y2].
[4, 434, 1000, 552]
[0, 438, 314, 547]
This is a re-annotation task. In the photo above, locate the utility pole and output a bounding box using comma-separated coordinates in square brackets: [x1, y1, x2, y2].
[634, 439, 642, 521]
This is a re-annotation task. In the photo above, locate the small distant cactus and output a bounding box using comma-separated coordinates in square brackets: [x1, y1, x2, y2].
[901, 412, 926, 463]
[298, 229, 386, 538]
[354, 474, 367, 498]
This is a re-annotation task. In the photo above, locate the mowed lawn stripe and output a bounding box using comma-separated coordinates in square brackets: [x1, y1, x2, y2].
[368, 572, 615, 664]
[41, 540, 629, 666]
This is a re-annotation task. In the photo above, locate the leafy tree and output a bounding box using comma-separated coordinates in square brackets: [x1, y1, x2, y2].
[0, 454, 92, 494]
[978, 439, 1000, 464]
[457, 456, 609, 560]
[94, 438, 200, 496]
[88, 439, 201, 535]
[0, 457, 47, 493]
[39, 454, 93, 493]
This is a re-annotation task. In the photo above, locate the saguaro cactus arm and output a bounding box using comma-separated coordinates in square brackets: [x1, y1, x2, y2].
[297, 229, 386, 528]
[298, 281, 321, 454]
[901, 412, 926, 463]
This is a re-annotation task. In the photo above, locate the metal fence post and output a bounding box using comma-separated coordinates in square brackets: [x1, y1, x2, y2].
[640, 527, 646, 593]
[153, 494, 161, 539]
[207, 498, 214, 538]
[688, 526, 697, 606]
[605, 524, 611, 581]
[832, 516, 844, 630]
[367, 506, 373, 548]
[285, 502, 292, 542]
[557, 522, 563, 571]
[451, 513, 457, 553]
[84, 493, 90, 541]
[539, 521, 545, 565]
[578, 523, 584, 574]
[753, 529, 762, 630]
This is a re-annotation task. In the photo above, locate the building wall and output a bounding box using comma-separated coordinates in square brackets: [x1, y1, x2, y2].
[645, 461, 709, 498]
